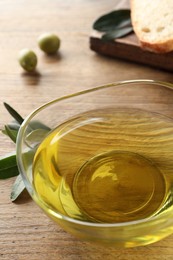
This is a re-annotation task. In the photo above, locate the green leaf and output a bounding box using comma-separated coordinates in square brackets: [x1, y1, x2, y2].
[10, 174, 25, 202]
[4, 125, 17, 143]
[25, 128, 50, 146]
[93, 9, 131, 32]
[4, 102, 24, 125]
[1, 128, 7, 136]
[7, 121, 21, 131]
[29, 120, 51, 131]
[2, 123, 19, 138]
[1, 102, 51, 202]
[102, 26, 133, 41]
[0, 152, 19, 179]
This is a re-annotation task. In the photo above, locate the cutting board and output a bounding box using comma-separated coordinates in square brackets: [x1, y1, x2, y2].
[90, 0, 173, 72]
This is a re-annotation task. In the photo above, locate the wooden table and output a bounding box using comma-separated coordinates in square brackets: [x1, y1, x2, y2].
[0, 1, 173, 259]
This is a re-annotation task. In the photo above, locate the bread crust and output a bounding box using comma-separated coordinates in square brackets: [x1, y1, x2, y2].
[140, 40, 173, 53]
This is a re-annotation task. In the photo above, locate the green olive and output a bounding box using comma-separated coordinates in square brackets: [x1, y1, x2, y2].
[18, 49, 37, 72]
[38, 33, 60, 54]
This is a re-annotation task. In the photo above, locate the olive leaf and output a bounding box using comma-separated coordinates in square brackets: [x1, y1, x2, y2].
[93, 9, 133, 41]
[102, 26, 133, 41]
[10, 174, 25, 202]
[6, 121, 21, 131]
[93, 9, 131, 31]
[0, 103, 25, 201]
[1, 102, 51, 202]
[0, 152, 19, 179]
[3, 102, 24, 124]
[29, 120, 51, 131]
[25, 128, 50, 148]
[4, 125, 17, 143]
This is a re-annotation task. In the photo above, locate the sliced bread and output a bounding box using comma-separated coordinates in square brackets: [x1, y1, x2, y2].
[130, 0, 173, 53]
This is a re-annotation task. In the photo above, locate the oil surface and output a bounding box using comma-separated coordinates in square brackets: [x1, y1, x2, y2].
[32, 108, 173, 223]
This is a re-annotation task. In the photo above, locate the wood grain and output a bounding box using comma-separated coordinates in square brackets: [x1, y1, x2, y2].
[1, 0, 173, 259]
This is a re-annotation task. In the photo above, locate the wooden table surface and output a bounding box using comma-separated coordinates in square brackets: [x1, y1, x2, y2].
[0, 0, 173, 259]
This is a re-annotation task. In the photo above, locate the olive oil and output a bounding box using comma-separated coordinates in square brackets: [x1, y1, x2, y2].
[33, 108, 173, 223]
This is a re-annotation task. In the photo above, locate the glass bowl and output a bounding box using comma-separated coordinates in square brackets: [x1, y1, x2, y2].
[16, 79, 173, 248]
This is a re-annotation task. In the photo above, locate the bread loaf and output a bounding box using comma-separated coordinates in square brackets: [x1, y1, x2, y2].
[130, 0, 173, 53]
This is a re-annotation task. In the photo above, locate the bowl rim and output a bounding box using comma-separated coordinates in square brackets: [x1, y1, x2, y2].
[16, 79, 173, 228]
